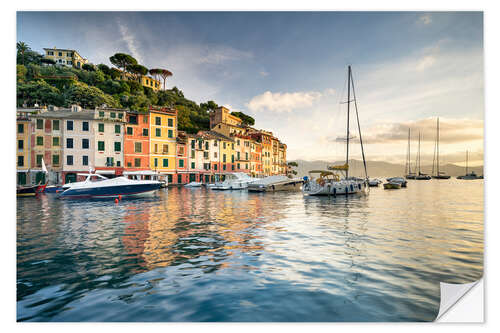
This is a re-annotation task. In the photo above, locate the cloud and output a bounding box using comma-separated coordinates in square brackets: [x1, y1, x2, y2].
[247, 90, 323, 113]
[419, 14, 432, 25]
[416, 55, 436, 71]
[324, 117, 483, 145]
[116, 17, 142, 63]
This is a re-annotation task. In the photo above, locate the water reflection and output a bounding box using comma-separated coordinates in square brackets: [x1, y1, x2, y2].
[17, 180, 483, 321]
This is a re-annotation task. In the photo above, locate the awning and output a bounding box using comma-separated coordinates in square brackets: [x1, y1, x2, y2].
[96, 170, 116, 175]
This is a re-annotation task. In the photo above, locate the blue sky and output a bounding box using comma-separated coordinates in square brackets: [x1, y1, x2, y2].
[17, 11, 484, 165]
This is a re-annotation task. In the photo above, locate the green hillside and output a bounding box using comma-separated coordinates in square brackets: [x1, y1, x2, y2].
[16, 42, 253, 134]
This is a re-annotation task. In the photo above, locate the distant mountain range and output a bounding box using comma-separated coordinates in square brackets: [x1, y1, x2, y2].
[290, 159, 484, 178]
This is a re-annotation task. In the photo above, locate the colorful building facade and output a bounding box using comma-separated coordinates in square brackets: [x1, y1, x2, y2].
[149, 106, 177, 183]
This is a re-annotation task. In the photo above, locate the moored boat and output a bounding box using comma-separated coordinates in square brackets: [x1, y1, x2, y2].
[386, 177, 407, 187]
[415, 132, 431, 181]
[16, 185, 39, 197]
[184, 181, 203, 188]
[303, 66, 369, 197]
[383, 181, 401, 190]
[58, 173, 162, 199]
[431, 117, 451, 179]
[457, 150, 480, 180]
[211, 172, 257, 190]
[248, 175, 303, 192]
[368, 178, 382, 187]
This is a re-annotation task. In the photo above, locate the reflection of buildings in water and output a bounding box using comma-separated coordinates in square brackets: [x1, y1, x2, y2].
[121, 205, 152, 273]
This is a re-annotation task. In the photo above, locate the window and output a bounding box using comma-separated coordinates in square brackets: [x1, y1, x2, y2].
[179, 147, 185, 155]
[80, 121, 88, 131]
[82, 138, 89, 149]
[203, 151, 209, 159]
[98, 123, 104, 132]
[163, 144, 168, 154]
[134, 158, 141, 167]
[36, 154, 43, 167]
[154, 158, 158, 167]
[110, 112, 116, 118]
[155, 117, 161, 125]
[115, 125, 121, 134]
[143, 116, 148, 124]
[67, 52, 72, 57]
[67, 120, 73, 131]
[127, 127, 133, 135]
[223, 142, 226, 149]
[231, 155, 234, 163]
[198, 141, 202, 150]
[246, 152, 249, 160]
[134, 142, 142, 153]
[98, 141, 105, 151]
[99, 111, 105, 118]
[223, 164, 226, 171]
[214, 152, 217, 158]
[17, 123, 24, 133]
[47, 51, 54, 56]
[129, 115, 138, 124]
[18, 140, 23, 150]
[53, 137, 60, 146]
[114, 142, 121, 152]
[18, 155, 24, 167]
[191, 150, 195, 158]
[205, 142, 209, 150]
[127, 162, 132, 167]
[36, 119, 43, 129]
[237, 139, 240, 146]
[163, 159, 168, 167]
[67, 60, 72, 65]
[52, 154, 59, 166]
[156, 128, 161, 137]
[191, 162, 195, 169]
[106, 157, 114, 166]
[214, 141, 218, 147]
[191, 140, 195, 149]
[53, 120, 59, 131]
[232, 143, 234, 150]
[58, 52, 62, 56]
[168, 130, 173, 138]
[223, 154, 226, 163]
[154, 144, 158, 153]
[179, 159, 184, 168]
[142, 128, 148, 136]
[237, 163, 240, 169]
[36, 136, 43, 146]
[214, 164, 218, 171]
[231, 165, 235, 171]
[118, 113, 123, 119]
[66, 155, 73, 165]
[168, 118, 173, 127]
[237, 152, 240, 160]
[66, 138, 73, 148]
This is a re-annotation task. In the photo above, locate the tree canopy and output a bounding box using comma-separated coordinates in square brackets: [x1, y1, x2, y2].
[109, 53, 137, 73]
[231, 111, 255, 126]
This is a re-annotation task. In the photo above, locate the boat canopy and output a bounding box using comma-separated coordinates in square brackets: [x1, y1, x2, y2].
[308, 170, 338, 178]
[327, 163, 349, 171]
[123, 170, 160, 176]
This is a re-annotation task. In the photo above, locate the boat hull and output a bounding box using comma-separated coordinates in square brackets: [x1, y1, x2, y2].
[248, 180, 303, 192]
[432, 175, 451, 179]
[384, 183, 401, 189]
[59, 183, 162, 199]
[303, 180, 368, 196]
[16, 185, 38, 197]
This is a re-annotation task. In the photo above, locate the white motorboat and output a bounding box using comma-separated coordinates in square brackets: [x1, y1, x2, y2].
[123, 170, 168, 187]
[247, 175, 304, 192]
[210, 172, 257, 190]
[184, 181, 203, 187]
[303, 66, 370, 197]
[58, 173, 162, 199]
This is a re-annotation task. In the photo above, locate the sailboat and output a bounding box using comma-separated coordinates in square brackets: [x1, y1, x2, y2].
[431, 117, 450, 179]
[415, 132, 431, 180]
[405, 128, 416, 179]
[303, 65, 369, 196]
[457, 150, 479, 180]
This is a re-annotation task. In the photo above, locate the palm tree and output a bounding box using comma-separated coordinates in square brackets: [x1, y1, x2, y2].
[159, 69, 173, 90]
[17, 42, 30, 65]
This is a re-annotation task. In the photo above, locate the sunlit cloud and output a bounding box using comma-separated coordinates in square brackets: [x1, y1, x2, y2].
[247, 90, 323, 113]
[116, 17, 143, 64]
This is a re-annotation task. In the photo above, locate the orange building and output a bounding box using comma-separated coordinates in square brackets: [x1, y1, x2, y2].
[124, 111, 150, 170]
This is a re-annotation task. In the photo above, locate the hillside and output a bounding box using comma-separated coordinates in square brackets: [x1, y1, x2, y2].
[290, 159, 484, 178]
[16, 42, 256, 134]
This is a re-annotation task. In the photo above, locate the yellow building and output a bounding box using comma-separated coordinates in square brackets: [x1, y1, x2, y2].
[141, 76, 161, 92]
[43, 47, 88, 68]
[149, 106, 177, 182]
[209, 106, 242, 128]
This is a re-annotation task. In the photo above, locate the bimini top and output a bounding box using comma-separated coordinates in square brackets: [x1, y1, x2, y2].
[308, 170, 337, 178]
[327, 163, 349, 171]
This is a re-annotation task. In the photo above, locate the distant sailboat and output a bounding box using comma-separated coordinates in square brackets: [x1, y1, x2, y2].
[431, 117, 451, 179]
[457, 150, 479, 180]
[415, 132, 431, 180]
[405, 128, 416, 179]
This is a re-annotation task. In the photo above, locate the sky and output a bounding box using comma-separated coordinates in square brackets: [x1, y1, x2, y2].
[17, 11, 484, 166]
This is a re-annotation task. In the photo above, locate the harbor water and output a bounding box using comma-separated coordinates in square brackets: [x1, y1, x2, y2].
[17, 179, 483, 321]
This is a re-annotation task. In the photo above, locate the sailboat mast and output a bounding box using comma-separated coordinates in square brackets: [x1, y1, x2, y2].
[418, 133, 421, 174]
[437, 117, 440, 175]
[349, 67, 369, 180]
[407, 128, 411, 174]
[466, 150, 469, 174]
[346, 65, 351, 179]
